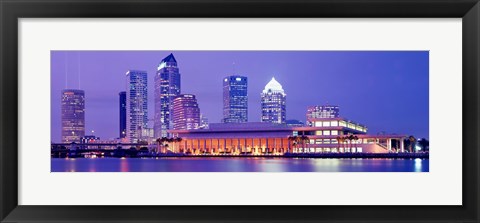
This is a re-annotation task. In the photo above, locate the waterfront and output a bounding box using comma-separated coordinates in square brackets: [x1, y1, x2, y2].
[51, 157, 429, 172]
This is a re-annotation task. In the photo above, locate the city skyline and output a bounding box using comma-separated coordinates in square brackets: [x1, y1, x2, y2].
[50, 51, 429, 142]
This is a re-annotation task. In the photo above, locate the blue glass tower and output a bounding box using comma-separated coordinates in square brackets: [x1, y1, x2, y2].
[155, 53, 181, 138]
[223, 75, 248, 123]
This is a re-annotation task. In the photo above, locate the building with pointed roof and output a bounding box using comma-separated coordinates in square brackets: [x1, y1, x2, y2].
[262, 77, 285, 94]
[155, 53, 181, 138]
[261, 77, 287, 124]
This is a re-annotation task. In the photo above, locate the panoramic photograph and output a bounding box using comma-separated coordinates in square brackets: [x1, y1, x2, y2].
[50, 50, 429, 172]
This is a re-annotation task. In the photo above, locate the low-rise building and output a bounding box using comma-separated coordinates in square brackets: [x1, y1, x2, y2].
[168, 117, 405, 154]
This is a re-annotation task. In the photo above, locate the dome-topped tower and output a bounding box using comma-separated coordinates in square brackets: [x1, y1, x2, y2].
[262, 77, 285, 94]
[260, 77, 287, 124]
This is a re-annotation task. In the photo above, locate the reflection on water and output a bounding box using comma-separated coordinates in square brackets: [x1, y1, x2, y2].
[52, 158, 429, 172]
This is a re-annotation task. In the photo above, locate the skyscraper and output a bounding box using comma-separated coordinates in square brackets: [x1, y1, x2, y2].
[61, 89, 85, 143]
[261, 77, 286, 124]
[172, 94, 200, 130]
[119, 91, 127, 138]
[126, 70, 148, 143]
[155, 53, 181, 138]
[223, 75, 248, 123]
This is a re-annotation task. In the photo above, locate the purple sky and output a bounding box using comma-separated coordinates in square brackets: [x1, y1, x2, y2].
[51, 51, 429, 142]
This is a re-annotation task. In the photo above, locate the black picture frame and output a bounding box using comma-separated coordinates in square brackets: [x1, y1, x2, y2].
[1, 0, 479, 222]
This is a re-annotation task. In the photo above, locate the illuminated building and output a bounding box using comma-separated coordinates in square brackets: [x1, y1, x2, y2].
[154, 53, 181, 138]
[141, 127, 155, 144]
[169, 116, 405, 154]
[261, 77, 286, 124]
[119, 91, 126, 138]
[223, 75, 248, 123]
[61, 89, 85, 143]
[306, 105, 340, 126]
[126, 70, 148, 143]
[172, 94, 201, 130]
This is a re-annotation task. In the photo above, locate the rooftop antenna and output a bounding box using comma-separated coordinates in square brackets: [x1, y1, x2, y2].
[65, 53, 68, 88]
[77, 53, 81, 89]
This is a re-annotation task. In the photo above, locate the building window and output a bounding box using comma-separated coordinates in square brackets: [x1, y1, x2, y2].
[315, 121, 322, 127]
[315, 131, 322, 135]
[331, 130, 338, 135]
[323, 130, 330, 135]
[322, 121, 330, 127]
[330, 121, 338, 126]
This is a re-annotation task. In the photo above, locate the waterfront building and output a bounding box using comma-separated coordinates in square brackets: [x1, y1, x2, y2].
[286, 119, 305, 127]
[126, 70, 148, 143]
[306, 105, 340, 126]
[223, 75, 248, 123]
[169, 116, 405, 155]
[61, 89, 85, 143]
[119, 91, 127, 138]
[261, 77, 286, 124]
[172, 94, 201, 130]
[154, 53, 181, 138]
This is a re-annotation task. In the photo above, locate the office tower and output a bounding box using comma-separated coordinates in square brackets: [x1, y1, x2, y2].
[261, 77, 286, 124]
[222, 75, 248, 123]
[126, 70, 148, 143]
[306, 105, 339, 121]
[155, 53, 181, 138]
[172, 94, 200, 130]
[61, 89, 85, 143]
[119, 91, 127, 138]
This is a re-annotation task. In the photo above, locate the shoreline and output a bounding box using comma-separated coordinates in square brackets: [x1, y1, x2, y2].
[52, 152, 429, 159]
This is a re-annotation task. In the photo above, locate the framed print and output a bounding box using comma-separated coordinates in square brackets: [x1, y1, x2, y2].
[1, 0, 479, 222]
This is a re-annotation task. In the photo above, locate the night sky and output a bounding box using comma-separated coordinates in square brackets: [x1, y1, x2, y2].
[50, 51, 429, 142]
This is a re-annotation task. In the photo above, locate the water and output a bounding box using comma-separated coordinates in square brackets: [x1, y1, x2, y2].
[51, 157, 429, 172]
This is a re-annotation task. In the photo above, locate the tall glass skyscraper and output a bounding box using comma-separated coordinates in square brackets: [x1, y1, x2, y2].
[172, 94, 200, 130]
[61, 89, 85, 143]
[261, 77, 286, 124]
[119, 91, 127, 138]
[223, 75, 248, 123]
[155, 53, 181, 138]
[126, 70, 148, 143]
